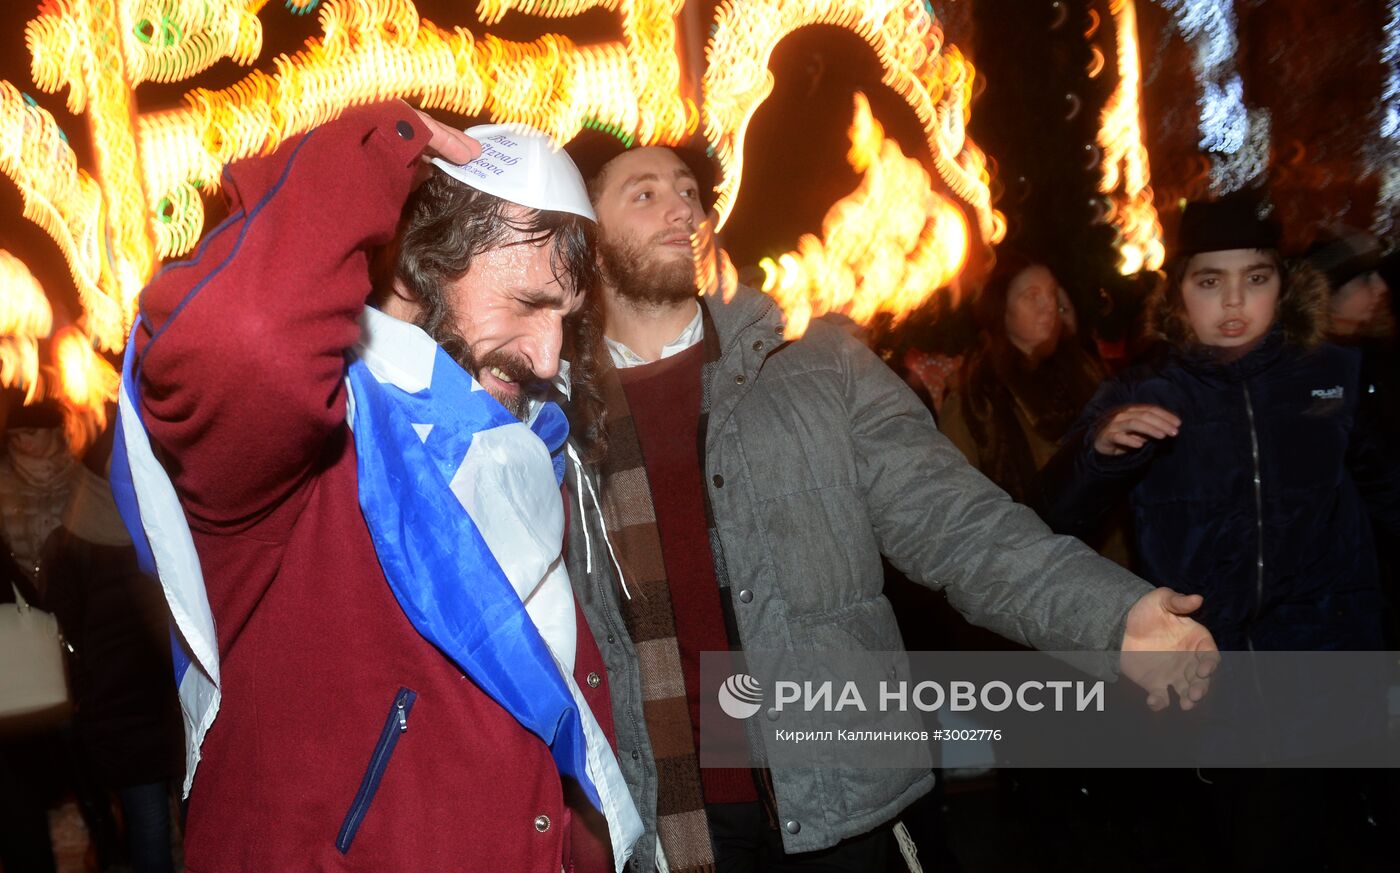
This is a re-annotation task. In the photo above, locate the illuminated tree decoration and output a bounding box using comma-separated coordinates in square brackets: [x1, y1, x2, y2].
[0, 252, 114, 451]
[26, 0, 156, 340]
[120, 1, 265, 86]
[1097, 0, 1163, 275]
[756, 93, 969, 340]
[0, 250, 54, 404]
[51, 324, 121, 454]
[1, 0, 999, 404]
[703, 0, 1004, 244]
[0, 82, 125, 350]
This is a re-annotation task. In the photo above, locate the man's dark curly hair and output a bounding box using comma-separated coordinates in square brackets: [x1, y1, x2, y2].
[379, 172, 609, 462]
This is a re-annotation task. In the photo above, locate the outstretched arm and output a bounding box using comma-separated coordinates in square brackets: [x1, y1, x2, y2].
[847, 336, 1146, 651]
[844, 337, 1215, 708]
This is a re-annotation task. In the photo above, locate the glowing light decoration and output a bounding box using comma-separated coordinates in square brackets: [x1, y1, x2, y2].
[753, 93, 969, 340]
[703, 0, 1004, 243]
[2, 0, 995, 407]
[1159, 0, 1271, 194]
[25, 0, 157, 343]
[148, 0, 696, 191]
[123, 1, 265, 85]
[1372, 0, 1400, 238]
[0, 82, 126, 350]
[27, 1, 264, 95]
[1098, 0, 1163, 275]
[0, 251, 54, 404]
[51, 325, 120, 454]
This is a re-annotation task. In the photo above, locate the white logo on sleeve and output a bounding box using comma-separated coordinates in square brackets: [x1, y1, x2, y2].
[1310, 386, 1344, 400]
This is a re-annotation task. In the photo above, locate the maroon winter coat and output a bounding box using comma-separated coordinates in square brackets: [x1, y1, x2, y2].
[134, 102, 617, 872]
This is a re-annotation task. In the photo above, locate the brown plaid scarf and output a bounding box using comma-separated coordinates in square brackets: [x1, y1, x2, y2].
[595, 349, 717, 873]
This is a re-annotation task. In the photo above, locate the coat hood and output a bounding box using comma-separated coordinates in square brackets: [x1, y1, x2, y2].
[1274, 262, 1330, 350]
[1147, 260, 1330, 352]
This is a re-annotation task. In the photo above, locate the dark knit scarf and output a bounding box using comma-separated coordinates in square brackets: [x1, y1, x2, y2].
[595, 323, 720, 873]
[958, 338, 1105, 504]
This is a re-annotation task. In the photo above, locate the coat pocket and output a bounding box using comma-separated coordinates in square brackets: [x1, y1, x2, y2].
[336, 686, 417, 854]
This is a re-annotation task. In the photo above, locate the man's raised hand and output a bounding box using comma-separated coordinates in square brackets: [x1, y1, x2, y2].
[1120, 587, 1220, 711]
[413, 109, 480, 165]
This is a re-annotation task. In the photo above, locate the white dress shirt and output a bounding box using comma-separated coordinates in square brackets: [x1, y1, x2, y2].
[604, 301, 704, 369]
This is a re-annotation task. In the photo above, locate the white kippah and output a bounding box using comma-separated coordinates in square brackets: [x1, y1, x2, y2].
[429, 124, 596, 222]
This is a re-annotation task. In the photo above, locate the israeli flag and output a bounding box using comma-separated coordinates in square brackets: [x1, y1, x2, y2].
[112, 308, 641, 869]
[110, 325, 219, 800]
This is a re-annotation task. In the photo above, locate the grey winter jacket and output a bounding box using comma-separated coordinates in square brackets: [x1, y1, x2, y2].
[565, 287, 1151, 866]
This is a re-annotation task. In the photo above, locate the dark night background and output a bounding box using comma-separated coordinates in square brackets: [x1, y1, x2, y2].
[0, 0, 1394, 352]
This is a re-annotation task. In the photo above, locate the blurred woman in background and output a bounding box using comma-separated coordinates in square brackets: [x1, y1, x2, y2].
[939, 254, 1126, 560]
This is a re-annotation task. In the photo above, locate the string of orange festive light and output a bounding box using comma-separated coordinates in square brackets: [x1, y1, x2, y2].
[1097, 0, 1163, 274]
[753, 93, 969, 339]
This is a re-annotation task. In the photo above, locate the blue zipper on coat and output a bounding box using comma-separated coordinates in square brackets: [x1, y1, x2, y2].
[336, 687, 417, 854]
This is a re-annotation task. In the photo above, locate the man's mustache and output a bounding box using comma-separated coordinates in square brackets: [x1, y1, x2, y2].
[473, 350, 544, 392]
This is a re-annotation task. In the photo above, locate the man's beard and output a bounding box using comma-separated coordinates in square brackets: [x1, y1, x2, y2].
[600, 231, 699, 307]
[417, 309, 537, 421]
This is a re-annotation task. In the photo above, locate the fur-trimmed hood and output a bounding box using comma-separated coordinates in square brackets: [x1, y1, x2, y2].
[1273, 261, 1330, 350]
[1146, 260, 1330, 351]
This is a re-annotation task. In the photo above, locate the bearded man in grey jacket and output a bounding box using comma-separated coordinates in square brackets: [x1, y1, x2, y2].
[563, 143, 1216, 873]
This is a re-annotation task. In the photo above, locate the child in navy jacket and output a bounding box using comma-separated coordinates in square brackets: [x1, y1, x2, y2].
[1041, 196, 1399, 652]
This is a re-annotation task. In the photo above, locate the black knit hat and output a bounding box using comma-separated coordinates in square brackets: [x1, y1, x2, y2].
[565, 128, 719, 212]
[1304, 227, 1382, 292]
[1173, 192, 1281, 257]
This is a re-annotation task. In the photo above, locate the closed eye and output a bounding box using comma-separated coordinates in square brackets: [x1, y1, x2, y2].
[516, 292, 570, 313]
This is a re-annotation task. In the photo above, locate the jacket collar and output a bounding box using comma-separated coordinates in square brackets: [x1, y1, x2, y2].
[698, 285, 784, 355]
[1174, 322, 1289, 383]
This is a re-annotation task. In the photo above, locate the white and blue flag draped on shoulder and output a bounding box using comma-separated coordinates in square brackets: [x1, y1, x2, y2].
[110, 324, 219, 800]
[111, 307, 642, 870]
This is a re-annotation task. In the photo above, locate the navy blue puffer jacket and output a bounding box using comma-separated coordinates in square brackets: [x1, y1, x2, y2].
[1040, 327, 1399, 652]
